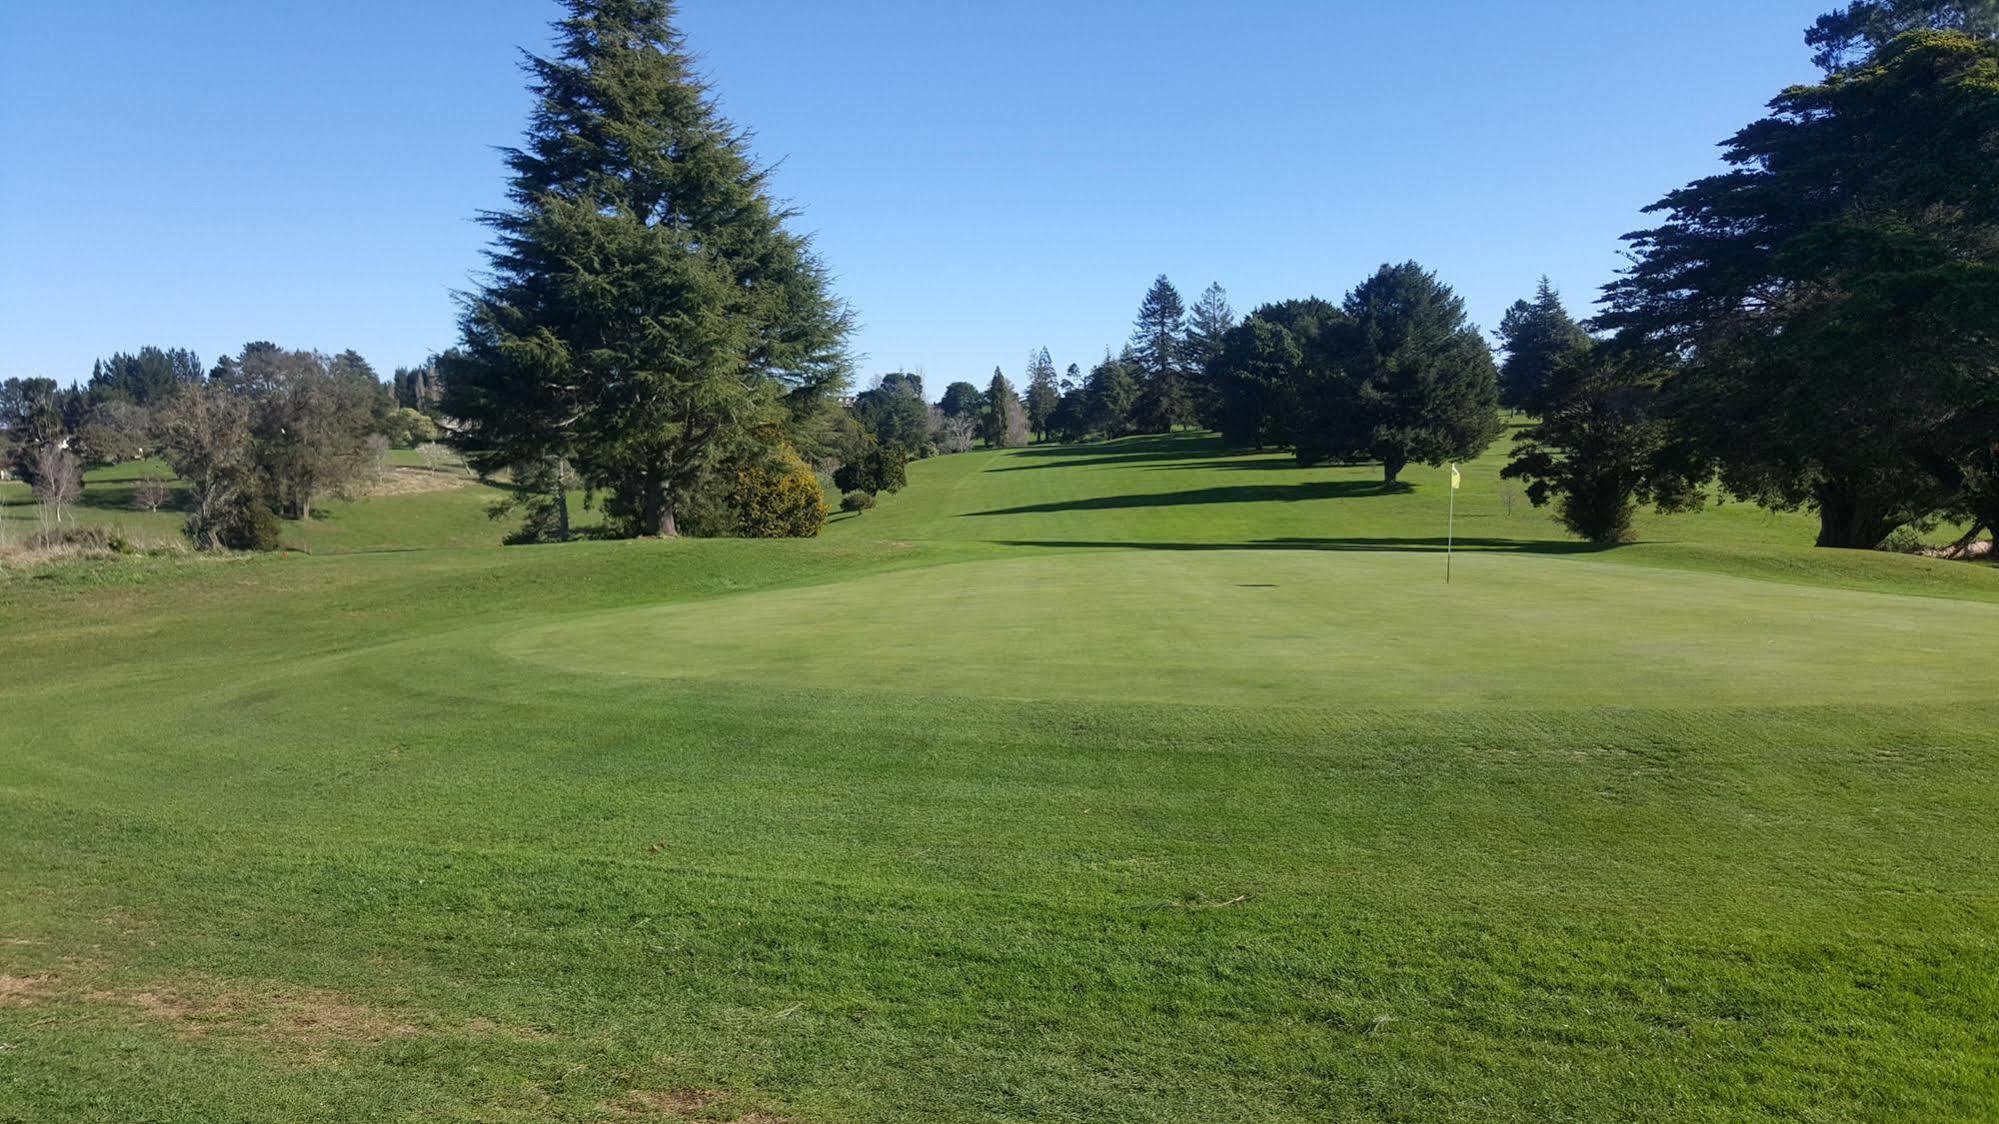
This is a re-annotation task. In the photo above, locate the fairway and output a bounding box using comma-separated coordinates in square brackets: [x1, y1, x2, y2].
[4, 435, 1998, 1122]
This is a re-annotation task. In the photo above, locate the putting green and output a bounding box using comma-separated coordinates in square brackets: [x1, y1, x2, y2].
[500, 548, 1993, 708]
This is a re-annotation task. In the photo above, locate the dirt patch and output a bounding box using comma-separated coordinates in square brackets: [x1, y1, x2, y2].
[606, 1088, 787, 1122]
[0, 974, 52, 1006]
[89, 984, 423, 1045]
[1, 968, 537, 1050]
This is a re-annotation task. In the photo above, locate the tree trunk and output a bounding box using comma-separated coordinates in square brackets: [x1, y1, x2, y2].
[657, 493, 678, 537]
[1382, 451, 1407, 485]
[554, 481, 571, 541]
[1813, 482, 1898, 549]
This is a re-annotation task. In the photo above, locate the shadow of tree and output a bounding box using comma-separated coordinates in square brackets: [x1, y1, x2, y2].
[994, 536, 1605, 556]
[962, 480, 1411, 517]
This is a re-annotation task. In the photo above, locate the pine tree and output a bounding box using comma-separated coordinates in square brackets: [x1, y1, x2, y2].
[1183, 282, 1235, 426]
[443, 0, 851, 538]
[1495, 278, 1590, 413]
[1025, 347, 1060, 442]
[1128, 275, 1190, 432]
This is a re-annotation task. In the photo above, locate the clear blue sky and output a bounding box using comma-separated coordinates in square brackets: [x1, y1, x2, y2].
[1, 1, 1823, 396]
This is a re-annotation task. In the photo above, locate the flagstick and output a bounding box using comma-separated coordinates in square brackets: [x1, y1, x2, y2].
[1446, 465, 1456, 584]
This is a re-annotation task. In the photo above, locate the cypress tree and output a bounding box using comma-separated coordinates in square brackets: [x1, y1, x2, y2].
[1332, 262, 1502, 484]
[984, 367, 1027, 448]
[443, 0, 851, 538]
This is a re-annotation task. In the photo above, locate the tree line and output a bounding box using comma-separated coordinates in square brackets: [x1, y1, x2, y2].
[1, 346, 446, 549]
[9, 0, 1991, 556]
[1000, 0, 1999, 553]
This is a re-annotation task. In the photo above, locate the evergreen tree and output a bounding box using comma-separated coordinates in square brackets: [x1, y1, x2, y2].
[1808, 0, 1999, 70]
[1025, 347, 1060, 442]
[1600, 22, 1999, 547]
[1502, 345, 1702, 543]
[86, 347, 202, 407]
[1128, 275, 1190, 432]
[1495, 278, 1590, 413]
[443, 0, 851, 538]
[1331, 262, 1502, 483]
[1208, 298, 1342, 451]
[1085, 351, 1140, 438]
[939, 381, 983, 420]
[851, 372, 930, 454]
[983, 367, 1027, 448]
[1184, 282, 1236, 425]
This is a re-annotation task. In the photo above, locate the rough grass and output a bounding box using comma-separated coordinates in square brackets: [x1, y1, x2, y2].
[2, 432, 1996, 1122]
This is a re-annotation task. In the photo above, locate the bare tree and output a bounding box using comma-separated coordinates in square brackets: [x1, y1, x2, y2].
[30, 444, 83, 528]
[365, 434, 393, 484]
[132, 476, 173, 512]
[930, 409, 976, 455]
[415, 441, 452, 474]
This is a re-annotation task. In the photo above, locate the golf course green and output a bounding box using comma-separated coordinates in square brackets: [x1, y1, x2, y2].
[4, 432, 1996, 1122]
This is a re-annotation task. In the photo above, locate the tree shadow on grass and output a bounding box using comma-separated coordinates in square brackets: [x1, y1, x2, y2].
[995, 536, 1607, 556]
[962, 480, 1411, 516]
[1005, 433, 1221, 458]
[988, 435, 1242, 472]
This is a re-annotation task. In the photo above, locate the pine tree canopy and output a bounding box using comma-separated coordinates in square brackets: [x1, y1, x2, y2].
[443, 0, 852, 537]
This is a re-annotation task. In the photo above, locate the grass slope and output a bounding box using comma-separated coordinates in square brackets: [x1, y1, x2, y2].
[2, 433, 1996, 1122]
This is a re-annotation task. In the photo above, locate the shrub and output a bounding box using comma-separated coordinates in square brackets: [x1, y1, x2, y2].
[26, 525, 130, 554]
[214, 492, 283, 551]
[840, 490, 875, 513]
[731, 444, 826, 538]
[1877, 527, 1927, 555]
[833, 441, 908, 498]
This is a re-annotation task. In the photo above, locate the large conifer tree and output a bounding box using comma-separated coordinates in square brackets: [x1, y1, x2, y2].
[1600, 22, 1999, 547]
[1184, 282, 1236, 427]
[1332, 263, 1502, 483]
[1495, 278, 1590, 413]
[1128, 276, 1190, 432]
[444, 0, 851, 537]
[1024, 347, 1060, 442]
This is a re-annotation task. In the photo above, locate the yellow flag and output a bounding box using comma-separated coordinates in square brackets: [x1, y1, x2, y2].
[1450, 464, 1461, 490]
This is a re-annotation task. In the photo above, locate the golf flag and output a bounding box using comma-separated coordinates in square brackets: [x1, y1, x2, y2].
[1446, 464, 1459, 583]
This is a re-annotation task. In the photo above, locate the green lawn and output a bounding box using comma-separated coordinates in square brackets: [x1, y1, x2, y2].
[3, 433, 1996, 1122]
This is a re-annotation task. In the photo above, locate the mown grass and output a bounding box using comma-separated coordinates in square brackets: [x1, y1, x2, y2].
[2, 432, 1995, 1122]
